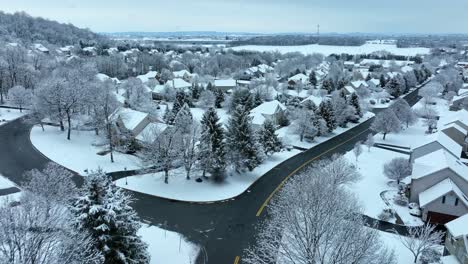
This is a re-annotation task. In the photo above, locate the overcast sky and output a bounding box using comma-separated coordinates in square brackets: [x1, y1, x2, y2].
[1, 0, 467, 34]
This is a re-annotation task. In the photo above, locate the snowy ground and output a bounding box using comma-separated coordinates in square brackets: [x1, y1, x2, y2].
[230, 43, 430, 56]
[0, 174, 16, 190]
[30, 125, 141, 174]
[0, 108, 27, 126]
[139, 224, 199, 264]
[116, 149, 301, 202]
[378, 230, 443, 264]
[0, 174, 20, 207]
[278, 111, 374, 149]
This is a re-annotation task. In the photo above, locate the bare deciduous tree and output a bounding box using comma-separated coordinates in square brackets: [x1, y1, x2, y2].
[398, 223, 443, 263]
[383, 157, 412, 184]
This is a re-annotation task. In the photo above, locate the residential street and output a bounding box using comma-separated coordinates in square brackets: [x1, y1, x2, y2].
[0, 84, 424, 264]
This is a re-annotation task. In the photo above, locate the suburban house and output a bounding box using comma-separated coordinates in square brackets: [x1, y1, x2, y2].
[450, 93, 468, 111]
[344, 61, 356, 70]
[359, 59, 414, 69]
[367, 78, 381, 88]
[443, 214, 468, 264]
[409, 149, 468, 224]
[250, 100, 287, 128]
[411, 122, 468, 164]
[111, 107, 151, 137]
[173, 70, 196, 82]
[135, 122, 170, 144]
[288, 73, 309, 87]
[343, 86, 357, 96]
[456, 62, 468, 69]
[151, 78, 192, 100]
[350, 80, 369, 90]
[244, 64, 273, 78]
[214, 79, 237, 91]
[33, 43, 49, 54]
[137, 71, 159, 84]
[301, 95, 324, 107]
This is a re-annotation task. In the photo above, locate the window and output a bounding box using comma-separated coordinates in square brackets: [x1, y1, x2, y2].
[455, 198, 458, 206]
[442, 196, 446, 204]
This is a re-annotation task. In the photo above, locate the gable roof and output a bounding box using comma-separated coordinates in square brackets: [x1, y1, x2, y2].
[301, 95, 323, 106]
[173, 70, 191, 78]
[168, 78, 192, 89]
[112, 107, 149, 131]
[136, 122, 169, 143]
[445, 213, 468, 238]
[214, 79, 236, 87]
[288, 73, 308, 83]
[419, 178, 468, 208]
[412, 149, 468, 182]
[250, 100, 286, 125]
[137, 71, 158, 83]
[351, 80, 368, 88]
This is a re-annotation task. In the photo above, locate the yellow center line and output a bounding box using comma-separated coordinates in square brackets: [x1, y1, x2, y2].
[234, 255, 240, 264]
[256, 127, 371, 217]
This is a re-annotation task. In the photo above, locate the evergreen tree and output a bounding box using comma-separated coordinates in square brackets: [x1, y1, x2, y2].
[173, 103, 193, 134]
[214, 88, 225, 108]
[229, 88, 252, 113]
[322, 78, 334, 94]
[385, 77, 401, 98]
[365, 74, 372, 81]
[349, 93, 362, 117]
[191, 83, 201, 100]
[319, 100, 337, 133]
[199, 108, 226, 181]
[309, 71, 317, 87]
[253, 91, 263, 108]
[379, 74, 386, 87]
[72, 172, 150, 264]
[206, 82, 213, 91]
[303, 100, 317, 112]
[163, 105, 175, 124]
[172, 91, 188, 117]
[226, 105, 263, 172]
[258, 119, 282, 155]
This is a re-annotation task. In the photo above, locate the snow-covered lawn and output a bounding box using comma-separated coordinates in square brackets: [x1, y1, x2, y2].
[139, 224, 199, 264]
[382, 190, 424, 226]
[0, 108, 27, 126]
[0, 174, 16, 190]
[230, 43, 430, 56]
[378, 230, 443, 264]
[116, 149, 301, 202]
[278, 111, 374, 149]
[30, 125, 141, 174]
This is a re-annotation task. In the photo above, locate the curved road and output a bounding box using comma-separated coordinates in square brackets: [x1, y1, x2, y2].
[0, 85, 424, 264]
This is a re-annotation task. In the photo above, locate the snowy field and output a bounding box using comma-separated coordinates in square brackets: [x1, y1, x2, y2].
[0, 108, 27, 126]
[139, 224, 199, 264]
[116, 149, 300, 202]
[230, 43, 430, 56]
[278, 111, 374, 149]
[30, 125, 141, 174]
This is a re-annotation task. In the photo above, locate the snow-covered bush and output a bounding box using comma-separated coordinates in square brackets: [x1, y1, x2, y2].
[393, 194, 408, 206]
[419, 248, 441, 264]
[377, 208, 394, 222]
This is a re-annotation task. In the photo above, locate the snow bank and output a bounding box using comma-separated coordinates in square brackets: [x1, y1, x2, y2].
[0, 174, 16, 190]
[0, 108, 27, 126]
[30, 125, 141, 174]
[116, 149, 300, 202]
[139, 224, 199, 264]
[231, 43, 430, 56]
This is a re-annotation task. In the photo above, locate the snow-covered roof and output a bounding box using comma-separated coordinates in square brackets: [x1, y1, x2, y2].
[33, 43, 49, 53]
[173, 70, 191, 78]
[214, 79, 237, 87]
[444, 110, 468, 128]
[344, 86, 356, 94]
[112, 107, 149, 131]
[250, 100, 286, 125]
[301, 95, 323, 106]
[136, 122, 169, 143]
[152, 84, 166, 94]
[137, 71, 158, 83]
[401, 65, 414, 73]
[360, 59, 414, 68]
[386, 72, 402, 79]
[445, 214, 468, 238]
[351, 80, 368, 88]
[288, 73, 308, 83]
[96, 73, 110, 82]
[368, 78, 380, 86]
[169, 78, 192, 89]
[419, 178, 468, 208]
[412, 149, 468, 181]
[344, 61, 355, 65]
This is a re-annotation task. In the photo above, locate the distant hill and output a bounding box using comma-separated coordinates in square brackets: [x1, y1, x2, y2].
[0, 11, 106, 46]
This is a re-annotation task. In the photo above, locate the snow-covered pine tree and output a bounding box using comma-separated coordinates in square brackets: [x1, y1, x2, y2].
[173, 103, 193, 134]
[322, 78, 334, 94]
[385, 77, 401, 98]
[72, 172, 150, 264]
[258, 119, 282, 155]
[226, 105, 263, 172]
[309, 71, 317, 87]
[349, 92, 362, 117]
[253, 91, 263, 108]
[379, 74, 386, 87]
[214, 88, 225, 108]
[199, 107, 226, 180]
[303, 100, 317, 112]
[163, 105, 175, 124]
[319, 100, 337, 133]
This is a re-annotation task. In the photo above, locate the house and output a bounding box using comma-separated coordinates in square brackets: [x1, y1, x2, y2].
[350, 81, 369, 90]
[214, 79, 237, 91]
[173, 70, 195, 82]
[250, 100, 287, 128]
[301, 95, 324, 107]
[411, 122, 468, 163]
[360, 59, 414, 69]
[344, 61, 356, 70]
[83, 46, 97, 56]
[288, 73, 309, 87]
[456, 62, 468, 69]
[443, 214, 468, 264]
[33, 43, 49, 54]
[368, 78, 381, 88]
[135, 122, 169, 144]
[111, 107, 151, 137]
[137, 71, 159, 84]
[450, 93, 468, 111]
[244, 64, 273, 78]
[401, 65, 414, 73]
[409, 149, 468, 224]
[343, 86, 357, 95]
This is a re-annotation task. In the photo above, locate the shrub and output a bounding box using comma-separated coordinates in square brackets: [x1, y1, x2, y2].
[369, 99, 376, 105]
[377, 208, 394, 222]
[394, 195, 408, 206]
